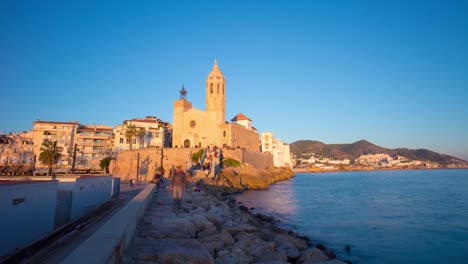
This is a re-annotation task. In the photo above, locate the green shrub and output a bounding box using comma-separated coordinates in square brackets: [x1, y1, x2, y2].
[223, 158, 241, 168]
[192, 148, 205, 163]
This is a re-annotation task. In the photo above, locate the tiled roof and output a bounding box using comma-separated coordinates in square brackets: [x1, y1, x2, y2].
[231, 113, 252, 122]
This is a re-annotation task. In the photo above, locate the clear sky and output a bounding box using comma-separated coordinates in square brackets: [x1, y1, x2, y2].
[1, 0, 467, 160]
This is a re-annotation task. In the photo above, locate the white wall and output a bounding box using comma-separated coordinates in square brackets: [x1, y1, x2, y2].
[70, 176, 112, 220]
[0, 181, 58, 257]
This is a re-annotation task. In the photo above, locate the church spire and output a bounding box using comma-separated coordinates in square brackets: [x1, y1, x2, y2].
[214, 58, 218, 65]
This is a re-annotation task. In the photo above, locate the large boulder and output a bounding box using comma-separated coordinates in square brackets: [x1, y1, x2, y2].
[198, 234, 225, 257]
[232, 235, 275, 259]
[191, 214, 216, 232]
[132, 237, 214, 264]
[274, 234, 309, 259]
[197, 226, 219, 239]
[224, 223, 258, 236]
[215, 248, 252, 264]
[297, 248, 330, 264]
[143, 217, 197, 239]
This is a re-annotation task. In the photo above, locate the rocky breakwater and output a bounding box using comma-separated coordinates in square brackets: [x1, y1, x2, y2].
[125, 183, 350, 264]
[199, 165, 295, 195]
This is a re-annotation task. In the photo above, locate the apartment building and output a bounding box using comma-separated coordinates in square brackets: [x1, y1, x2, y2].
[74, 125, 113, 171]
[113, 116, 172, 152]
[32, 121, 79, 168]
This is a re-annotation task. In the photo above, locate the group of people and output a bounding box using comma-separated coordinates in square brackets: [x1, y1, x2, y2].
[152, 165, 201, 211]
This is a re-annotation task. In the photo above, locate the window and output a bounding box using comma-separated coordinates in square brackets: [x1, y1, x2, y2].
[190, 120, 196, 128]
[148, 132, 153, 137]
[210, 83, 213, 94]
[217, 83, 219, 93]
[126, 138, 130, 144]
[223, 130, 227, 137]
[155, 132, 160, 138]
[119, 138, 124, 144]
[132, 138, 136, 144]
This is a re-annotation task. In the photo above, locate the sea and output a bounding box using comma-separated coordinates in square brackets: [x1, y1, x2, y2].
[234, 169, 468, 264]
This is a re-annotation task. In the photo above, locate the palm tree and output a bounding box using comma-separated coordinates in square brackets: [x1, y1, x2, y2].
[137, 128, 146, 149]
[38, 141, 62, 177]
[100, 157, 112, 174]
[125, 124, 137, 150]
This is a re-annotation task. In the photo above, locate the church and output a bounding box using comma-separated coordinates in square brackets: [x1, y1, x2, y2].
[172, 60, 260, 152]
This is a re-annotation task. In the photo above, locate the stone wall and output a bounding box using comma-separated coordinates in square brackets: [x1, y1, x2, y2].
[222, 149, 273, 170]
[109, 148, 273, 181]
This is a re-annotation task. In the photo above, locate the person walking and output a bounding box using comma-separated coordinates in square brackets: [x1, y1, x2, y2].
[169, 166, 187, 210]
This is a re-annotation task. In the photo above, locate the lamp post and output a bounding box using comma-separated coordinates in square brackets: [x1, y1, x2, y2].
[71, 143, 77, 174]
[135, 152, 140, 181]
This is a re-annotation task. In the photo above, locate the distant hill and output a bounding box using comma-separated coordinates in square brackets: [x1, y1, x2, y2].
[290, 140, 466, 166]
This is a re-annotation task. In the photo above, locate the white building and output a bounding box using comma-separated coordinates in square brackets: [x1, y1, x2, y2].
[261, 132, 292, 168]
[113, 116, 172, 152]
[0, 180, 58, 256]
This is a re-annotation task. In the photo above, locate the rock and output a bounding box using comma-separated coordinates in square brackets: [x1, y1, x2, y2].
[215, 255, 252, 264]
[259, 227, 276, 241]
[326, 251, 337, 259]
[191, 214, 216, 232]
[297, 248, 330, 264]
[232, 236, 275, 259]
[274, 234, 308, 250]
[224, 223, 258, 236]
[132, 237, 214, 264]
[197, 225, 219, 239]
[205, 206, 229, 227]
[199, 235, 224, 257]
[273, 233, 309, 259]
[257, 251, 288, 263]
[214, 248, 252, 264]
[221, 230, 235, 246]
[316, 244, 327, 251]
[144, 217, 197, 239]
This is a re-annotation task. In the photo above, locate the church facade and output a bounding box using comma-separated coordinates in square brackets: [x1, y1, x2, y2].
[172, 60, 260, 152]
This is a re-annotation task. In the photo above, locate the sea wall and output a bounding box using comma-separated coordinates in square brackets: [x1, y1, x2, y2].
[62, 183, 156, 264]
[109, 148, 274, 181]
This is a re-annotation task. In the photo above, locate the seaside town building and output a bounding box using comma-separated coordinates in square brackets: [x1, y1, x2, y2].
[172, 59, 260, 152]
[32, 120, 80, 168]
[261, 132, 292, 168]
[32, 121, 115, 172]
[74, 125, 113, 171]
[0, 132, 35, 175]
[113, 116, 172, 152]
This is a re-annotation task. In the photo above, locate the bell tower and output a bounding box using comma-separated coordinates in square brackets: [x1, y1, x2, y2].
[206, 59, 226, 124]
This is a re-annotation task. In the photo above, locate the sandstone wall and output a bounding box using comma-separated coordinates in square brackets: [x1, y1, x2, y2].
[223, 149, 273, 170]
[109, 148, 274, 181]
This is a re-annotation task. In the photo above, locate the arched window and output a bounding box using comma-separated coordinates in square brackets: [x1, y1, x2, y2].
[217, 83, 219, 94]
[223, 130, 227, 137]
[210, 83, 213, 94]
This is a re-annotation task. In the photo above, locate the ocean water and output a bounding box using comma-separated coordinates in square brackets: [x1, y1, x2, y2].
[235, 169, 468, 264]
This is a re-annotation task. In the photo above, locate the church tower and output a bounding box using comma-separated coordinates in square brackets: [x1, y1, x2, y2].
[205, 59, 226, 124]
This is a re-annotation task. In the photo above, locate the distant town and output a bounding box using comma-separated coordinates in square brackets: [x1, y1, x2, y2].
[293, 152, 445, 172]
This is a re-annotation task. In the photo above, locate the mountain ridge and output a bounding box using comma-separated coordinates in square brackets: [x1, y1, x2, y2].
[290, 140, 466, 166]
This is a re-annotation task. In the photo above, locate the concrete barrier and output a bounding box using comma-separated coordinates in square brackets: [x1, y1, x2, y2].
[61, 183, 156, 264]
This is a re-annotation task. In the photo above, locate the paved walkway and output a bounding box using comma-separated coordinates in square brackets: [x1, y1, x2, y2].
[124, 181, 220, 264]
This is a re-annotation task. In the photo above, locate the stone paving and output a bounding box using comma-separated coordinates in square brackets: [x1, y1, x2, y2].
[124, 183, 221, 264]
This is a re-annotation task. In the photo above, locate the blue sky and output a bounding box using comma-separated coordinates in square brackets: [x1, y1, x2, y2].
[1, 0, 467, 160]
